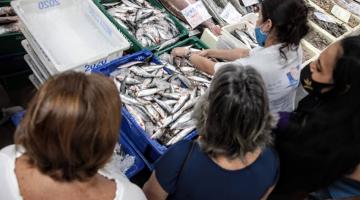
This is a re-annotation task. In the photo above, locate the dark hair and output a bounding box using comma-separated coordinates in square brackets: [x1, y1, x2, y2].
[261, 0, 309, 59]
[15, 71, 121, 182]
[193, 64, 274, 159]
[275, 36, 360, 193]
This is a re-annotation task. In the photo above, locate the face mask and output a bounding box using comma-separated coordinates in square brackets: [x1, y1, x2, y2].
[300, 64, 334, 96]
[255, 24, 268, 47]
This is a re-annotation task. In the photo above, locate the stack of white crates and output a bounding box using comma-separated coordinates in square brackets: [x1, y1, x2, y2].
[11, 0, 130, 88]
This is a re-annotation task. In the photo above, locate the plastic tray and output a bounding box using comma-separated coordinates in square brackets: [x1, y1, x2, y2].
[305, 22, 336, 51]
[0, 0, 25, 56]
[28, 74, 41, 89]
[94, 0, 189, 52]
[21, 39, 52, 80]
[221, 21, 257, 49]
[308, 2, 352, 40]
[11, 0, 130, 74]
[92, 50, 198, 168]
[155, 36, 209, 56]
[309, 0, 360, 32]
[24, 54, 46, 84]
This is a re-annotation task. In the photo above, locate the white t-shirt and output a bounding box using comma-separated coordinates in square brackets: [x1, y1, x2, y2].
[214, 44, 303, 113]
[0, 145, 147, 200]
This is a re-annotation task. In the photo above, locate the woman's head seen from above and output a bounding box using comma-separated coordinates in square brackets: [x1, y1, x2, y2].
[301, 36, 360, 96]
[193, 64, 274, 160]
[15, 71, 121, 182]
[257, 0, 309, 54]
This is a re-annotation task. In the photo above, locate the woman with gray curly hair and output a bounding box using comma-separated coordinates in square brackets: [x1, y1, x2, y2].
[143, 64, 279, 200]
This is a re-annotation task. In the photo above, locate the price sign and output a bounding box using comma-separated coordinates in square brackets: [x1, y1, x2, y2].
[331, 4, 351, 23]
[220, 2, 243, 24]
[347, 2, 360, 17]
[242, 0, 259, 7]
[181, 1, 212, 29]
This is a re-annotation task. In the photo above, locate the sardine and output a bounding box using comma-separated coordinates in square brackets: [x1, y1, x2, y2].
[172, 94, 190, 113]
[137, 88, 161, 97]
[166, 126, 195, 146]
[154, 98, 173, 114]
[170, 111, 193, 130]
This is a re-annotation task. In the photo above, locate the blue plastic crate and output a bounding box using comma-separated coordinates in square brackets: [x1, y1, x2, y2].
[92, 50, 198, 168]
[11, 111, 25, 127]
[119, 132, 146, 178]
[10, 111, 146, 178]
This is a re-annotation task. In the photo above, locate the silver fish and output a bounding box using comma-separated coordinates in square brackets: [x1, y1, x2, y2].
[176, 74, 193, 89]
[170, 111, 193, 130]
[187, 76, 211, 84]
[145, 104, 161, 122]
[137, 88, 162, 97]
[125, 77, 141, 85]
[126, 105, 146, 129]
[131, 66, 160, 78]
[151, 128, 164, 139]
[154, 98, 173, 114]
[157, 36, 180, 50]
[159, 92, 181, 100]
[152, 102, 167, 119]
[172, 94, 190, 113]
[166, 126, 195, 146]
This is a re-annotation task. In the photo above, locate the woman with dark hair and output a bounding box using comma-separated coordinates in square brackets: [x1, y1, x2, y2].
[273, 36, 360, 199]
[172, 0, 309, 113]
[0, 72, 146, 200]
[143, 64, 279, 200]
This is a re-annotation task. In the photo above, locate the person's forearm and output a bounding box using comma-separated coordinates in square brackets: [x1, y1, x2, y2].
[170, 0, 196, 9]
[208, 48, 250, 61]
[189, 54, 216, 75]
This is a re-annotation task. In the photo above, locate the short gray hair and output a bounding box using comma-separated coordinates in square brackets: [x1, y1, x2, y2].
[192, 64, 274, 159]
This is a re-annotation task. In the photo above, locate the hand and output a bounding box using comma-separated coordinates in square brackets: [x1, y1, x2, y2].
[198, 49, 212, 57]
[171, 47, 189, 58]
[202, 19, 221, 36]
[209, 24, 221, 36]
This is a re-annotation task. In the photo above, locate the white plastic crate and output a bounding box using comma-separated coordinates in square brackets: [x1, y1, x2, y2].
[200, 28, 219, 49]
[21, 39, 52, 80]
[24, 54, 47, 84]
[11, 0, 130, 74]
[28, 74, 41, 89]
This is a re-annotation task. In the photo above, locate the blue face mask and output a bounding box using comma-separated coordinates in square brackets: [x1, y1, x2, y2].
[255, 25, 268, 47]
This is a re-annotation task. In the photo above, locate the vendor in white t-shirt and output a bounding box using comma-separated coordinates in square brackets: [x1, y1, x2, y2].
[172, 0, 310, 112]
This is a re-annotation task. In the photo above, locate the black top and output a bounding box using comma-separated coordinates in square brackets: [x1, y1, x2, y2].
[155, 140, 279, 200]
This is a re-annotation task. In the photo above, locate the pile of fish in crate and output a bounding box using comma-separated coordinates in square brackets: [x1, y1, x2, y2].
[110, 49, 211, 146]
[103, 0, 180, 48]
[0, 6, 19, 35]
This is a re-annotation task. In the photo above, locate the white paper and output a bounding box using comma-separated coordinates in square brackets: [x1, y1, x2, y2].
[314, 11, 335, 23]
[181, 1, 212, 29]
[348, 2, 360, 16]
[331, 4, 351, 23]
[220, 3, 243, 24]
[242, 0, 259, 7]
